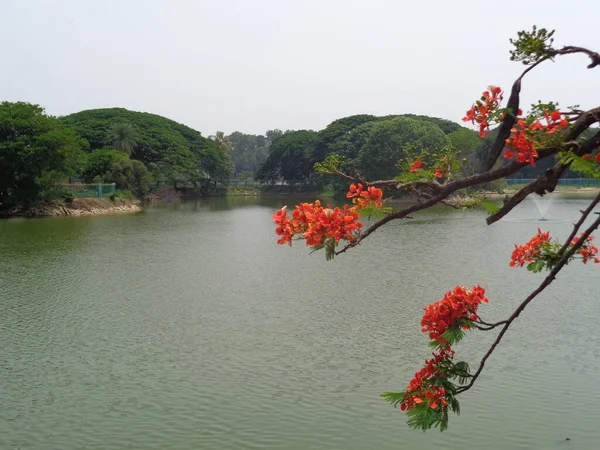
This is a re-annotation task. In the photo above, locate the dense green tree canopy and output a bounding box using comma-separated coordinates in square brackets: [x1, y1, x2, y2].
[0, 101, 85, 210]
[256, 115, 469, 185]
[228, 132, 268, 176]
[107, 123, 138, 155]
[354, 117, 451, 180]
[61, 108, 233, 183]
[255, 130, 318, 183]
[82, 148, 153, 196]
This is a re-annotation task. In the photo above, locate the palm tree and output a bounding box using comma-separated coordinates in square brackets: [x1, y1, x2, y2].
[209, 131, 233, 154]
[108, 123, 138, 155]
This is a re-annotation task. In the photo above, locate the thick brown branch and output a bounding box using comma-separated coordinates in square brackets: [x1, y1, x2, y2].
[335, 142, 578, 255]
[479, 80, 521, 172]
[487, 129, 600, 225]
[457, 205, 600, 394]
[551, 45, 600, 69]
[480, 46, 599, 172]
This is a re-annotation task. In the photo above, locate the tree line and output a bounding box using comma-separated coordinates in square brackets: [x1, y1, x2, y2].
[0, 102, 234, 212]
[1, 100, 594, 213]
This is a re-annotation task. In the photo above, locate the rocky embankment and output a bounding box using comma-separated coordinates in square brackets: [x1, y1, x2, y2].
[3, 198, 142, 218]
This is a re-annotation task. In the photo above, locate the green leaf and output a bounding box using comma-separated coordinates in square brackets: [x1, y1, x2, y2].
[314, 154, 347, 175]
[480, 201, 501, 214]
[324, 238, 336, 261]
[526, 260, 545, 273]
[380, 391, 405, 408]
[358, 205, 386, 218]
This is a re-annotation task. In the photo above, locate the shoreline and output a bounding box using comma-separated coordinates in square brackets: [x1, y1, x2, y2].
[1, 198, 142, 219]
[4, 186, 597, 219]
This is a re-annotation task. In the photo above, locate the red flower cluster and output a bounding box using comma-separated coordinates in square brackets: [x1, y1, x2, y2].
[462, 86, 503, 138]
[421, 285, 489, 343]
[571, 234, 600, 264]
[510, 229, 600, 268]
[504, 111, 569, 166]
[509, 228, 551, 267]
[409, 159, 423, 173]
[408, 157, 448, 179]
[273, 200, 363, 246]
[273, 185, 386, 248]
[582, 153, 600, 163]
[346, 183, 383, 208]
[401, 349, 454, 411]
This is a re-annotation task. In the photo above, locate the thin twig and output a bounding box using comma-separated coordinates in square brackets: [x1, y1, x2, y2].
[556, 191, 600, 258]
[457, 206, 600, 394]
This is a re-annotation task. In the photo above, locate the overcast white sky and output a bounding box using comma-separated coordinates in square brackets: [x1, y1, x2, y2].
[1, 0, 598, 136]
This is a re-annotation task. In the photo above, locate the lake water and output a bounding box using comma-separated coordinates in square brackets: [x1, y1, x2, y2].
[1, 194, 599, 449]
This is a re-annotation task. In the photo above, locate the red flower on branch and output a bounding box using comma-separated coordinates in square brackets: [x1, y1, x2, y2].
[273, 186, 388, 249]
[421, 285, 488, 343]
[401, 349, 454, 411]
[504, 111, 569, 166]
[462, 86, 503, 138]
[359, 186, 384, 207]
[409, 159, 423, 173]
[510, 228, 551, 267]
[346, 183, 364, 198]
[570, 234, 600, 264]
[272, 200, 364, 247]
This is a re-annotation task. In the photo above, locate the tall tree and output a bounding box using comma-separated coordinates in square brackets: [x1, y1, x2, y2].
[256, 130, 317, 183]
[107, 123, 138, 155]
[0, 102, 86, 210]
[209, 131, 233, 154]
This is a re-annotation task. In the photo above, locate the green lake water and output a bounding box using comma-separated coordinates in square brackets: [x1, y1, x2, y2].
[1, 195, 599, 449]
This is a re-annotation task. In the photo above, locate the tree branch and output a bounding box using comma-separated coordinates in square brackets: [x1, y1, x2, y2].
[480, 46, 599, 172]
[457, 200, 600, 394]
[486, 129, 600, 225]
[556, 191, 600, 258]
[334, 133, 599, 255]
[551, 45, 600, 69]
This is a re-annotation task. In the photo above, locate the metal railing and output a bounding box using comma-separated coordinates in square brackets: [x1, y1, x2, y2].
[505, 178, 600, 186]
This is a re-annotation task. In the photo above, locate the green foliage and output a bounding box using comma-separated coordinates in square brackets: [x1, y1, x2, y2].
[0, 101, 86, 209]
[525, 241, 562, 273]
[439, 326, 467, 348]
[382, 382, 462, 432]
[255, 114, 469, 194]
[313, 154, 348, 175]
[112, 189, 136, 201]
[448, 128, 482, 156]
[480, 201, 501, 214]
[308, 237, 337, 261]
[355, 117, 451, 180]
[209, 131, 234, 154]
[402, 114, 464, 135]
[380, 392, 405, 408]
[358, 205, 393, 219]
[61, 108, 233, 185]
[256, 130, 318, 183]
[228, 131, 269, 176]
[83, 149, 153, 196]
[396, 146, 462, 184]
[560, 152, 600, 179]
[313, 115, 379, 162]
[509, 26, 555, 65]
[107, 123, 138, 155]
